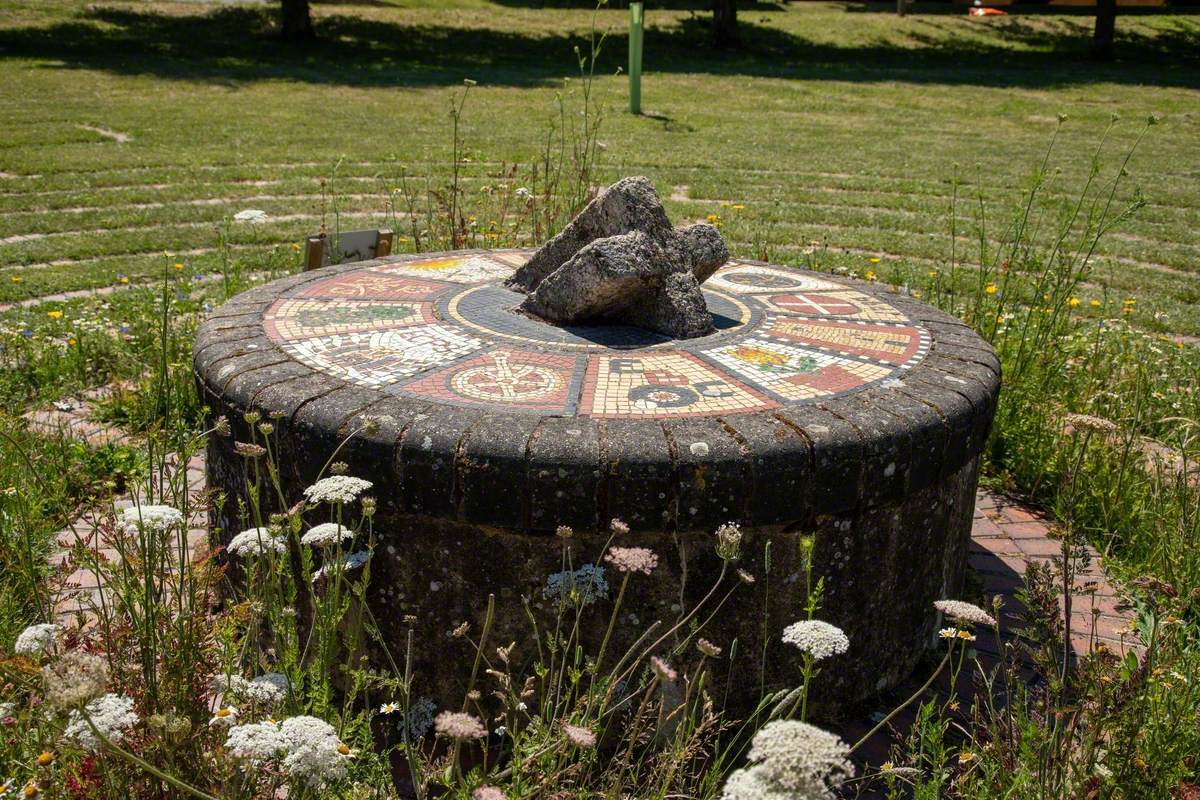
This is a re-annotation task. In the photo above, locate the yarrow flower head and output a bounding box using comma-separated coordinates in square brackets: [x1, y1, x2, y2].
[301, 523, 354, 548]
[228, 527, 286, 557]
[233, 209, 268, 223]
[120, 504, 183, 533]
[474, 787, 506, 800]
[311, 550, 371, 582]
[782, 620, 850, 661]
[604, 546, 658, 575]
[722, 720, 854, 800]
[434, 711, 486, 741]
[220, 672, 290, 705]
[14, 624, 61, 657]
[696, 638, 723, 658]
[64, 693, 139, 752]
[562, 723, 597, 749]
[303, 476, 372, 505]
[279, 716, 351, 788]
[225, 720, 286, 766]
[934, 600, 996, 627]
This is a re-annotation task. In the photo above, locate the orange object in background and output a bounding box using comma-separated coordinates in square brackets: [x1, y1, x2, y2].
[969, 6, 1009, 14]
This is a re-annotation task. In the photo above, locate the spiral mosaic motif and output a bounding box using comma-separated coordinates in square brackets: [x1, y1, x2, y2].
[260, 250, 930, 418]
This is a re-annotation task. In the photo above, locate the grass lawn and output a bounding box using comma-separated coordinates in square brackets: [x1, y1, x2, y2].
[0, 0, 1197, 342]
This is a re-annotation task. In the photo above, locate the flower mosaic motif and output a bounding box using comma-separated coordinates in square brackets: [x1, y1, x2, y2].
[260, 249, 930, 419]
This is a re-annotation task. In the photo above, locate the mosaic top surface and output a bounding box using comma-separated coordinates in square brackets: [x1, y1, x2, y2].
[259, 250, 930, 419]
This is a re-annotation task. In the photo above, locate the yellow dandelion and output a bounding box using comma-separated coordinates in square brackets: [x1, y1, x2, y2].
[1089, 299, 1101, 308]
[868, 257, 881, 264]
[927, 270, 938, 278]
[881, 761, 894, 771]
[291, 243, 302, 251]
[985, 284, 997, 295]
[732, 203, 745, 210]
[174, 262, 184, 271]
[47, 310, 63, 319]
[706, 213, 720, 224]
[118, 276, 130, 284]
[865, 270, 877, 282]
[10, 275, 21, 283]
[911, 291, 923, 299]
[1068, 297, 1080, 307]
[68, 338, 77, 346]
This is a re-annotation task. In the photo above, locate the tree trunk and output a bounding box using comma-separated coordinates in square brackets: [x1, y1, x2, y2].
[1090, 0, 1116, 61]
[712, 0, 739, 49]
[280, 0, 314, 41]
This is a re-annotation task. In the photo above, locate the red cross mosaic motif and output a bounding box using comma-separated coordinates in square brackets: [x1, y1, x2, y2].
[260, 251, 930, 417]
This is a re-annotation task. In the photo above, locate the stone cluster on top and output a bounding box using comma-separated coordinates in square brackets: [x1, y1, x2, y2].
[506, 176, 728, 339]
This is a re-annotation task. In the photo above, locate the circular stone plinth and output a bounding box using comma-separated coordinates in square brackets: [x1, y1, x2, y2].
[196, 248, 1000, 713]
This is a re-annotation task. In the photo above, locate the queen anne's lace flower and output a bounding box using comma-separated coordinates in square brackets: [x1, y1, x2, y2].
[724, 720, 854, 800]
[312, 550, 371, 582]
[934, 600, 996, 627]
[279, 716, 350, 788]
[474, 787, 506, 800]
[228, 527, 286, 557]
[402, 696, 437, 740]
[604, 546, 658, 575]
[120, 504, 183, 532]
[225, 720, 287, 765]
[303, 476, 372, 504]
[650, 656, 677, 682]
[562, 723, 596, 748]
[233, 209, 268, 223]
[542, 563, 609, 607]
[64, 693, 139, 752]
[434, 711, 486, 740]
[43, 652, 108, 709]
[301, 523, 353, 548]
[14, 623, 61, 656]
[781, 620, 850, 661]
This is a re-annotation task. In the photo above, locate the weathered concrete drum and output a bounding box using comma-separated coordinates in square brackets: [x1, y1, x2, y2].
[195, 248, 999, 713]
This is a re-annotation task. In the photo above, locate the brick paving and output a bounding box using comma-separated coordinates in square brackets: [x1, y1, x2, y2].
[840, 489, 1141, 778]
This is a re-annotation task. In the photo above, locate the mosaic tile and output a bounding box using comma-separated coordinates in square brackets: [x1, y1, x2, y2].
[373, 254, 516, 284]
[294, 272, 453, 301]
[256, 250, 930, 417]
[581, 352, 775, 418]
[707, 263, 844, 295]
[760, 290, 908, 322]
[702, 338, 892, 402]
[264, 299, 432, 341]
[279, 325, 484, 388]
[764, 318, 927, 367]
[398, 349, 582, 414]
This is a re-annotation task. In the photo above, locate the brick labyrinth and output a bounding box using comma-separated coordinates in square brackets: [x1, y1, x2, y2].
[261, 250, 931, 418]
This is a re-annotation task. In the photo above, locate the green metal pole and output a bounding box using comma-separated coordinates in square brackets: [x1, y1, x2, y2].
[629, 2, 643, 114]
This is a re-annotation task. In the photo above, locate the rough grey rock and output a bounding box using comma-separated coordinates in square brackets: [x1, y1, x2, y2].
[507, 176, 729, 339]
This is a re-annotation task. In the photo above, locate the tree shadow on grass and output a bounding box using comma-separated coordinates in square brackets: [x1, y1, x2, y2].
[0, 4, 1195, 89]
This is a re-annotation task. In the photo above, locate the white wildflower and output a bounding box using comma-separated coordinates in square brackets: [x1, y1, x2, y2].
[279, 716, 350, 788]
[781, 620, 850, 661]
[43, 651, 108, 709]
[225, 720, 286, 765]
[233, 209, 268, 223]
[228, 527, 286, 557]
[14, 623, 61, 657]
[401, 696, 437, 740]
[514, 187, 533, 200]
[209, 706, 238, 727]
[301, 523, 353, 548]
[728, 720, 854, 800]
[303, 476, 372, 504]
[542, 563, 608, 607]
[120, 504, 183, 532]
[311, 550, 371, 582]
[64, 693, 139, 752]
[934, 599, 997, 627]
[434, 711, 486, 740]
